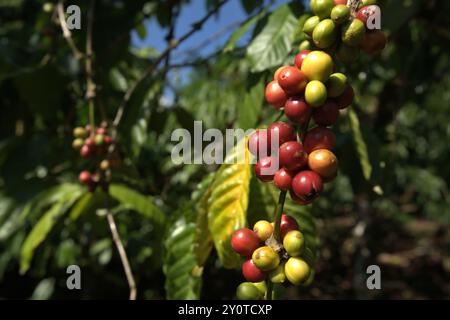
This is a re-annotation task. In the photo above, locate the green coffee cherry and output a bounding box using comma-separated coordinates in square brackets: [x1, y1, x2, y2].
[253, 281, 267, 297]
[252, 246, 280, 271]
[94, 134, 104, 146]
[283, 230, 305, 257]
[311, 0, 334, 20]
[73, 127, 87, 139]
[312, 19, 337, 49]
[236, 282, 261, 300]
[360, 0, 377, 7]
[303, 16, 320, 37]
[269, 263, 286, 284]
[342, 19, 366, 47]
[301, 246, 316, 266]
[300, 269, 315, 287]
[331, 5, 350, 25]
[337, 44, 360, 64]
[305, 80, 327, 107]
[72, 138, 84, 150]
[327, 73, 348, 98]
[299, 39, 313, 51]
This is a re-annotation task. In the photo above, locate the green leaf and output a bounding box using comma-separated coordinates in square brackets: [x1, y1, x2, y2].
[246, 5, 298, 72]
[69, 192, 94, 221]
[20, 186, 83, 274]
[208, 139, 251, 269]
[237, 79, 264, 129]
[164, 215, 202, 300]
[108, 183, 165, 225]
[348, 109, 372, 181]
[223, 9, 266, 53]
[30, 278, 55, 300]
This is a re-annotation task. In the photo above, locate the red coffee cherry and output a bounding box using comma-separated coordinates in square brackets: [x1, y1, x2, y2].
[103, 135, 113, 145]
[313, 100, 340, 126]
[335, 85, 354, 109]
[292, 170, 323, 202]
[334, 0, 347, 4]
[274, 66, 285, 80]
[85, 137, 96, 147]
[242, 259, 267, 282]
[80, 145, 93, 158]
[78, 170, 91, 185]
[274, 168, 294, 191]
[294, 50, 311, 68]
[360, 30, 387, 55]
[284, 96, 312, 125]
[254, 156, 277, 182]
[96, 127, 107, 135]
[265, 80, 288, 109]
[303, 126, 336, 154]
[231, 228, 261, 257]
[248, 129, 271, 158]
[276, 66, 308, 95]
[268, 122, 296, 148]
[279, 141, 308, 171]
[356, 5, 377, 26]
[280, 214, 299, 239]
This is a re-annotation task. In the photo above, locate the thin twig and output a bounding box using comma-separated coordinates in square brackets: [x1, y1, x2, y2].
[56, 1, 83, 60]
[113, 0, 229, 127]
[85, 0, 96, 131]
[106, 212, 137, 300]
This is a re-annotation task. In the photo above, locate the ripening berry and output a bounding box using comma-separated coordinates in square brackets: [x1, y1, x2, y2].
[231, 228, 261, 257]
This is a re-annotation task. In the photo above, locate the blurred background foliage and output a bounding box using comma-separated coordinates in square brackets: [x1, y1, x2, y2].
[0, 0, 449, 299]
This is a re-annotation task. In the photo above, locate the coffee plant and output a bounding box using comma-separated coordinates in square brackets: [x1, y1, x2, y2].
[1, 0, 449, 300]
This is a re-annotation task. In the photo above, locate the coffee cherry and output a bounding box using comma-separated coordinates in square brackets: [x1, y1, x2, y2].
[299, 39, 313, 51]
[360, 0, 377, 6]
[85, 137, 95, 147]
[253, 220, 274, 241]
[274, 168, 294, 192]
[283, 230, 305, 257]
[311, 0, 334, 20]
[335, 85, 354, 109]
[78, 170, 91, 185]
[253, 281, 267, 297]
[72, 138, 84, 150]
[254, 156, 277, 182]
[333, 0, 347, 5]
[231, 228, 261, 257]
[268, 122, 296, 147]
[100, 159, 110, 171]
[312, 19, 337, 49]
[242, 259, 267, 282]
[305, 80, 327, 107]
[285, 257, 311, 285]
[269, 262, 286, 284]
[356, 5, 377, 26]
[252, 246, 280, 271]
[360, 30, 387, 55]
[103, 135, 113, 145]
[248, 130, 271, 158]
[94, 134, 104, 146]
[73, 127, 87, 139]
[284, 96, 312, 125]
[313, 100, 339, 126]
[276, 67, 307, 95]
[308, 149, 338, 180]
[80, 145, 93, 158]
[337, 44, 360, 64]
[292, 170, 323, 202]
[303, 126, 336, 153]
[331, 4, 350, 25]
[294, 50, 311, 69]
[265, 81, 288, 109]
[327, 73, 347, 98]
[342, 19, 365, 47]
[303, 16, 320, 37]
[279, 141, 308, 171]
[280, 214, 299, 239]
[96, 127, 107, 135]
[236, 282, 261, 300]
[301, 51, 333, 82]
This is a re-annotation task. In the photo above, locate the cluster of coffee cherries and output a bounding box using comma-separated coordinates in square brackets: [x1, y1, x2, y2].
[72, 123, 118, 192]
[251, 49, 351, 204]
[300, 0, 387, 62]
[232, 214, 313, 300]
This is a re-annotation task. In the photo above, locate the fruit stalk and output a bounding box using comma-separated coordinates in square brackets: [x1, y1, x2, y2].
[266, 190, 287, 300]
[347, 0, 362, 17]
